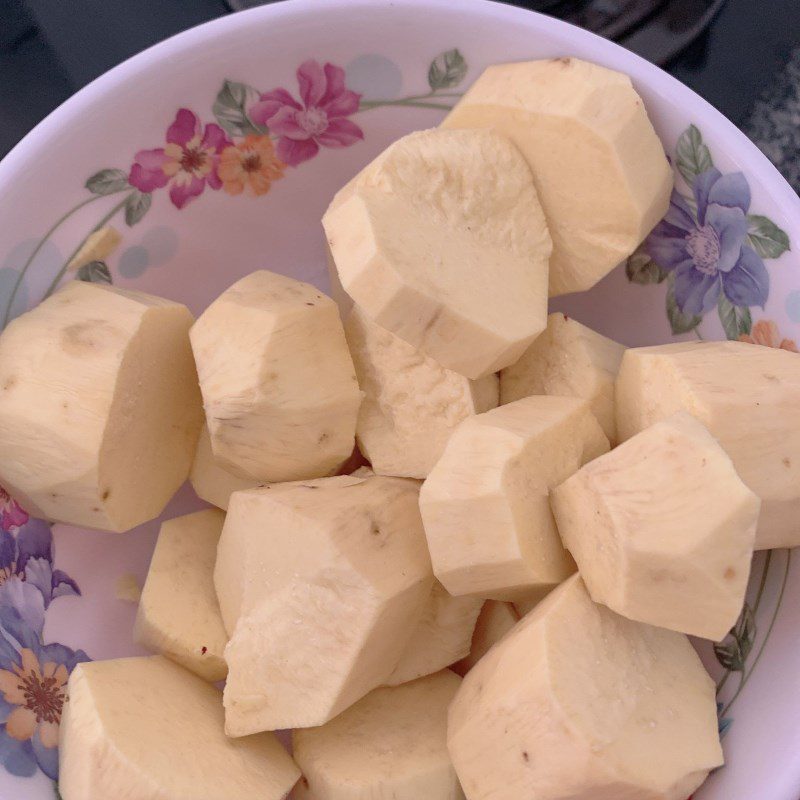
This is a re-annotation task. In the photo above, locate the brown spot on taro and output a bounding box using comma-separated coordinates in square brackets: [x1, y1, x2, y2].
[62, 401, 69, 410]
[724, 567, 736, 580]
[201, 646, 208, 655]
[61, 320, 122, 356]
[305, 302, 314, 307]
[318, 432, 330, 445]
[522, 751, 530, 763]
[102, 489, 110, 500]
[301, 777, 309, 788]
[552, 56, 571, 65]
[783, 457, 792, 468]
[2, 376, 16, 390]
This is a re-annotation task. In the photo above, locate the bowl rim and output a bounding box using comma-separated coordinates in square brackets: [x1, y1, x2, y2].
[0, 2, 798, 799]
[1, 0, 799, 227]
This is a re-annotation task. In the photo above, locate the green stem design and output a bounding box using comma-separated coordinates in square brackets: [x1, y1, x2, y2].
[41, 193, 133, 301]
[721, 549, 791, 718]
[716, 550, 773, 694]
[360, 99, 456, 111]
[0, 193, 109, 330]
[359, 90, 461, 112]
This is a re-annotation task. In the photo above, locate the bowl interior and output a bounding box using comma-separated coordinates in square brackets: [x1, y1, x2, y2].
[0, 2, 798, 798]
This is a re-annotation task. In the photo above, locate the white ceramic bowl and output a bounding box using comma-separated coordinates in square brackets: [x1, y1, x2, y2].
[0, 2, 798, 798]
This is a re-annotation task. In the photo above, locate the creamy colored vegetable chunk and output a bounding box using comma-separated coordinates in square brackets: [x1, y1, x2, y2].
[190, 424, 258, 510]
[324, 128, 551, 379]
[500, 312, 625, 442]
[190, 270, 361, 482]
[294, 670, 464, 800]
[134, 509, 228, 681]
[217, 474, 434, 734]
[442, 58, 672, 296]
[553, 412, 759, 640]
[386, 582, 483, 686]
[345, 307, 499, 478]
[448, 576, 723, 800]
[0, 281, 202, 531]
[420, 396, 608, 600]
[452, 601, 519, 676]
[58, 656, 299, 800]
[616, 340, 800, 548]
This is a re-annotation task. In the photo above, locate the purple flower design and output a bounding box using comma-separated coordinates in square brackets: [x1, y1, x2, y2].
[0, 519, 79, 609]
[0, 596, 88, 780]
[129, 109, 231, 209]
[646, 168, 769, 315]
[250, 60, 364, 167]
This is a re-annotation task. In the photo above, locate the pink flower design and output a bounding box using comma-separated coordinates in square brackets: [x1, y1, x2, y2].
[250, 60, 364, 167]
[0, 487, 28, 533]
[129, 109, 231, 209]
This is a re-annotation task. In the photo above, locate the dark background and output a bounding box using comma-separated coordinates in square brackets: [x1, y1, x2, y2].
[2, 0, 800, 175]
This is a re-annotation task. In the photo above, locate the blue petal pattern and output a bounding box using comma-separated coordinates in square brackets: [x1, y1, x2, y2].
[647, 166, 769, 316]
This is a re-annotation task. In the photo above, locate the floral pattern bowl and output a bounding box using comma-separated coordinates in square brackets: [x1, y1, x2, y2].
[0, 1, 798, 799]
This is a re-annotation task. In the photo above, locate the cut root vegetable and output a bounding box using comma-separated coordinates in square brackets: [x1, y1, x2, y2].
[500, 312, 625, 442]
[323, 128, 551, 379]
[190, 270, 362, 483]
[293, 670, 464, 800]
[420, 396, 609, 600]
[442, 58, 672, 296]
[386, 582, 483, 686]
[616, 341, 800, 549]
[0, 282, 202, 531]
[447, 575, 723, 800]
[452, 601, 519, 676]
[217, 474, 434, 734]
[58, 656, 300, 800]
[190, 424, 258, 510]
[345, 307, 499, 478]
[553, 412, 759, 640]
[134, 509, 229, 682]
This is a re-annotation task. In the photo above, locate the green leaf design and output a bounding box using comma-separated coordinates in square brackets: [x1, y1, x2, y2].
[665, 275, 702, 334]
[125, 190, 152, 226]
[747, 214, 791, 259]
[718, 295, 752, 340]
[428, 49, 468, 91]
[85, 168, 129, 196]
[675, 124, 713, 184]
[626, 248, 669, 285]
[212, 80, 265, 137]
[76, 261, 112, 284]
[714, 603, 755, 672]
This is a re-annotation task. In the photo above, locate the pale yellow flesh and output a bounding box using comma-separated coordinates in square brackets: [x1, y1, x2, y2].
[615, 341, 800, 548]
[190, 270, 362, 482]
[0, 281, 202, 531]
[500, 312, 625, 442]
[324, 128, 551, 379]
[452, 601, 520, 676]
[345, 307, 499, 478]
[134, 509, 229, 681]
[420, 395, 609, 600]
[386, 582, 483, 686]
[442, 58, 672, 297]
[190, 424, 257, 509]
[218, 474, 434, 734]
[448, 576, 723, 800]
[58, 656, 299, 800]
[553, 412, 759, 640]
[293, 671, 465, 800]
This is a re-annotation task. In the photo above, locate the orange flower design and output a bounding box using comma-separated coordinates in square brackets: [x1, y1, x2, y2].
[0, 648, 67, 748]
[219, 135, 285, 196]
[739, 320, 798, 352]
